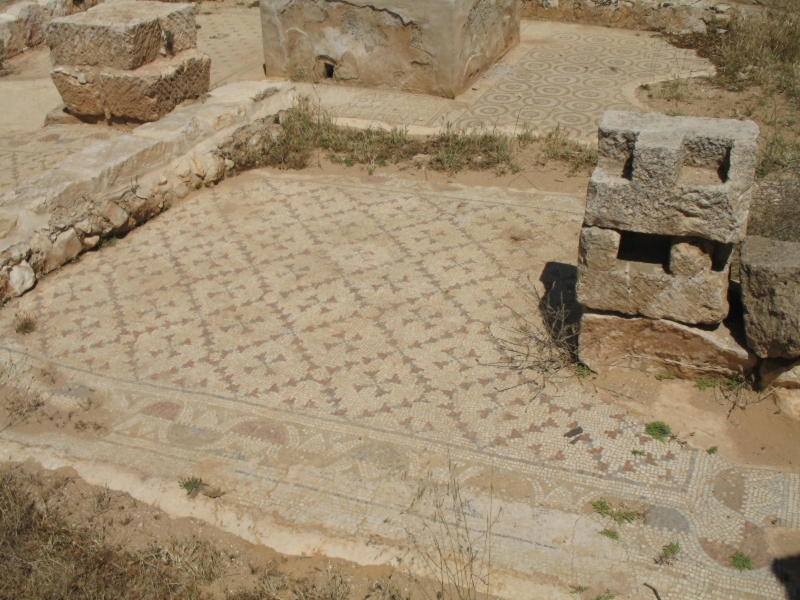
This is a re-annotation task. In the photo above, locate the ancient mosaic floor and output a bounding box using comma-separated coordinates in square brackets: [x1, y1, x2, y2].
[0, 14, 710, 197]
[304, 20, 711, 139]
[1, 171, 796, 600]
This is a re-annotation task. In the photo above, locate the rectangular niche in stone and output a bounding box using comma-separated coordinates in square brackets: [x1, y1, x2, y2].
[259, 0, 520, 98]
[576, 226, 732, 325]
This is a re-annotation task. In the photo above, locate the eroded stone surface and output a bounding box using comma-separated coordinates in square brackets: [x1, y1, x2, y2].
[740, 236, 800, 359]
[585, 111, 759, 244]
[576, 226, 730, 324]
[46, 1, 196, 70]
[52, 49, 211, 121]
[578, 311, 756, 377]
[260, 0, 520, 97]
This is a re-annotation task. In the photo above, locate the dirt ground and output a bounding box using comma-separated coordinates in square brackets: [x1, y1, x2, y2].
[0, 459, 437, 600]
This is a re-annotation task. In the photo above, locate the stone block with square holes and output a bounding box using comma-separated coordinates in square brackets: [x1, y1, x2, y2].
[585, 111, 759, 245]
[46, 1, 197, 70]
[576, 226, 732, 325]
[740, 236, 800, 359]
[259, 0, 520, 98]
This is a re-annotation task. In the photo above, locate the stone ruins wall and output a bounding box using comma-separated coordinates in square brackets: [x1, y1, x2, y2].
[0, 81, 297, 302]
[260, 0, 520, 98]
[46, 1, 210, 122]
[576, 111, 760, 377]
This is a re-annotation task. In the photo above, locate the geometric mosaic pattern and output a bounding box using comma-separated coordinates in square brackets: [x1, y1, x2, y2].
[306, 21, 711, 140]
[2, 172, 795, 599]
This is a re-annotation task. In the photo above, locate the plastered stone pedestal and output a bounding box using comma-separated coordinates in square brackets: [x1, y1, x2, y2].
[259, 0, 520, 97]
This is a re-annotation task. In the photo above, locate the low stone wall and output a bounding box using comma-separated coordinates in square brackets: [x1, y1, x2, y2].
[521, 0, 740, 34]
[0, 81, 296, 301]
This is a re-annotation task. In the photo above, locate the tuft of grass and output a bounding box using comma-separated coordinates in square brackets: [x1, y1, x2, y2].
[656, 542, 681, 565]
[707, 446, 719, 455]
[575, 364, 592, 378]
[631, 449, 646, 457]
[538, 126, 598, 175]
[570, 585, 590, 594]
[592, 591, 615, 600]
[731, 551, 754, 572]
[655, 372, 676, 381]
[598, 528, 619, 540]
[695, 376, 719, 391]
[591, 498, 642, 526]
[13, 311, 36, 334]
[178, 476, 204, 495]
[247, 99, 522, 175]
[645, 421, 672, 442]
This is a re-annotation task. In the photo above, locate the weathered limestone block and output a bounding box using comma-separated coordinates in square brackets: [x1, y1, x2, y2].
[585, 111, 759, 244]
[0, 13, 24, 56]
[260, 0, 520, 97]
[6, 260, 35, 297]
[576, 226, 730, 324]
[51, 49, 210, 121]
[37, 0, 103, 20]
[579, 311, 756, 378]
[43, 228, 81, 273]
[46, 1, 196, 70]
[740, 236, 800, 359]
[5, 2, 44, 47]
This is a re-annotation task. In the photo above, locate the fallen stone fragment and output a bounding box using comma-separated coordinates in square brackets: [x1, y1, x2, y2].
[6, 260, 35, 297]
[44, 228, 81, 273]
[46, 1, 197, 70]
[577, 226, 730, 324]
[760, 358, 800, 391]
[584, 111, 759, 244]
[740, 236, 800, 359]
[578, 311, 756, 378]
[51, 49, 211, 122]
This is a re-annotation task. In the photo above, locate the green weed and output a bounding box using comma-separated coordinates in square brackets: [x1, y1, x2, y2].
[695, 377, 719, 391]
[645, 421, 672, 442]
[656, 542, 681, 565]
[655, 372, 676, 381]
[178, 476, 204, 495]
[598, 529, 619, 540]
[707, 446, 719, 455]
[731, 551, 754, 571]
[631, 450, 646, 457]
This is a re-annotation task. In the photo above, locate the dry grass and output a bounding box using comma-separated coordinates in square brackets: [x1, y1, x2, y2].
[225, 98, 596, 178]
[482, 276, 583, 401]
[0, 467, 208, 599]
[13, 311, 36, 334]
[404, 464, 498, 600]
[537, 126, 598, 175]
[0, 357, 44, 433]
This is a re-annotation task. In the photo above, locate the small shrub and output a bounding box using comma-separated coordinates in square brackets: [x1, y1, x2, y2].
[731, 551, 754, 571]
[645, 421, 672, 442]
[575, 364, 592, 378]
[593, 591, 615, 600]
[656, 541, 681, 565]
[695, 377, 719, 391]
[13, 311, 36, 334]
[178, 476, 204, 495]
[598, 528, 619, 540]
[655, 372, 676, 381]
[631, 449, 646, 457]
[707, 446, 719, 455]
[570, 585, 589, 594]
